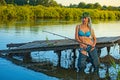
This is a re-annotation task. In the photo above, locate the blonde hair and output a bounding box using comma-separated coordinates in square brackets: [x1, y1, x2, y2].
[88, 17, 92, 29]
[88, 17, 94, 38]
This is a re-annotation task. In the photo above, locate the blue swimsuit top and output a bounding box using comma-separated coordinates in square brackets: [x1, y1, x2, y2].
[78, 30, 91, 37]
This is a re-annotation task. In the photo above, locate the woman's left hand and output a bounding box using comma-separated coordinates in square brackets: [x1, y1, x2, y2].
[90, 44, 95, 51]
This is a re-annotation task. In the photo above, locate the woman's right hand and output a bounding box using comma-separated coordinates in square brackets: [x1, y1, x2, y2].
[80, 43, 87, 49]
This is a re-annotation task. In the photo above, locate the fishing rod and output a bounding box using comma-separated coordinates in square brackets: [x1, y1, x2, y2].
[42, 30, 77, 41]
[42, 30, 91, 47]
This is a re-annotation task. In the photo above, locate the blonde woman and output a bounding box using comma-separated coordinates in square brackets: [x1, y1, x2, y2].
[75, 12, 99, 72]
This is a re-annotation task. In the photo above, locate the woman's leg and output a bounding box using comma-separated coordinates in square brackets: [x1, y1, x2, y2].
[89, 48, 100, 71]
[77, 50, 87, 72]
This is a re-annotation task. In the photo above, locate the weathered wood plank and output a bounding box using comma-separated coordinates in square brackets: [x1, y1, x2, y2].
[0, 36, 120, 54]
[7, 43, 26, 48]
[97, 36, 120, 43]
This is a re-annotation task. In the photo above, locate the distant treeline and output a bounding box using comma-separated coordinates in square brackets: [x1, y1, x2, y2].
[0, 5, 120, 20]
[69, 2, 120, 11]
[1, 0, 59, 7]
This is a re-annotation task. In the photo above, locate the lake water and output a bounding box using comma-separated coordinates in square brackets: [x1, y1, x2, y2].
[0, 58, 58, 80]
[0, 20, 120, 49]
[0, 19, 120, 80]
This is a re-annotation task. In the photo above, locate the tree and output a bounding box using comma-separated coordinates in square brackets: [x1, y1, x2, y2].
[107, 6, 113, 10]
[49, 0, 59, 7]
[5, 0, 27, 5]
[118, 6, 120, 11]
[69, 3, 77, 8]
[85, 3, 93, 9]
[14, 0, 27, 5]
[36, 0, 59, 7]
[0, 0, 6, 5]
[78, 2, 86, 8]
[5, 0, 13, 4]
[102, 5, 107, 10]
[93, 3, 101, 9]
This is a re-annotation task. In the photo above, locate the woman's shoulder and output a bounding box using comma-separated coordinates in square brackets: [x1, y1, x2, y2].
[76, 24, 81, 28]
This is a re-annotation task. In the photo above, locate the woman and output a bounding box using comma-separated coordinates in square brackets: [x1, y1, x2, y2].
[75, 12, 99, 72]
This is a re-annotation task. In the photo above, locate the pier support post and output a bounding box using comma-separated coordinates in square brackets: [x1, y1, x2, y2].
[72, 49, 76, 69]
[107, 47, 110, 55]
[0, 53, 1, 57]
[55, 50, 61, 67]
[23, 52, 32, 63]
[7, 53, 13, 58]
[97, 48, 101, 57]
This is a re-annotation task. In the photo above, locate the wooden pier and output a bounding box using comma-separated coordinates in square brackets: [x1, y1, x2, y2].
[0, 36, 120, 68]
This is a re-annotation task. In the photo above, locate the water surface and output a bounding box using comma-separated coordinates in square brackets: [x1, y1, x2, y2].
[0, 19, 120, 80]
[0, 20, 120, 49]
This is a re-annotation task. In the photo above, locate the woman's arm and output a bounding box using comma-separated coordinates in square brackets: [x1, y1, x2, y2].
[91, 28, 97, 47]
[75, 25, 87, 48]
[75, 25, 82, 42]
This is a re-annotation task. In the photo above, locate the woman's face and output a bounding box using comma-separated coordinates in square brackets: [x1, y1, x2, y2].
[82, 17, 89, 24]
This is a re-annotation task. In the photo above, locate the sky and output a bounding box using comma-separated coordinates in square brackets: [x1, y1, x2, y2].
[54, 0, 120, 7]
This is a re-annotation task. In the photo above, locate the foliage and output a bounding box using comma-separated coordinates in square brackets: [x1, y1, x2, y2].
[5, 0, 59, 7]
[0, 0, 6, 5]
[70, 2, 120, 11]
[118, 71, 120, 80]
[3, 0, 120, 11]
[36, 0, 59, 7]
[110, 59, 120, 80]
[78, 2, 86, 8]
[0, 5, 120, 20]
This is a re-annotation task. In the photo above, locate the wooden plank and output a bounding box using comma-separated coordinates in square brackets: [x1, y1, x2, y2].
[97, 36, 120, 43]
[0, 36, 120, 54]
[0, 44, 79, 53]
[7, 36, 120, 48]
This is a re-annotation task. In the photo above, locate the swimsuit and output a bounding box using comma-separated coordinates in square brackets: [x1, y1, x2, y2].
[78, 30, 91, 37]
[78, 30, 91, 52]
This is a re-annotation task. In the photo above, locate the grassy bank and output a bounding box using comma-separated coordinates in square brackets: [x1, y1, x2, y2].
[0, 5, 120, 20]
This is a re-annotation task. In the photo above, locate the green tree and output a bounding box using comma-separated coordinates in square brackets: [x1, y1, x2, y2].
[85, 3, 93, 9]
[107, 6, 113, 10]
[78, 2, 86, 8]
[102, 5, 107, 10]
[69, 4, 77, 8]
[0, 0, 6, 5]
[36, 0, 59, 7]
[29, 0, 37, 5]
[5, 0, 15, 4]
[14, 0, 27, 5]
[93, 3, 101, 9]
[118, 6, 120, 11]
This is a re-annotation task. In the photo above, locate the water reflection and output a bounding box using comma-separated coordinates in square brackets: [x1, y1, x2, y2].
[31, 44, 120, 80]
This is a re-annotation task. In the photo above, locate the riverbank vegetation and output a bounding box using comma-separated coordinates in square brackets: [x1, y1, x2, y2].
[0, 5, 120, 20]
[0, 0, 120, 20]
